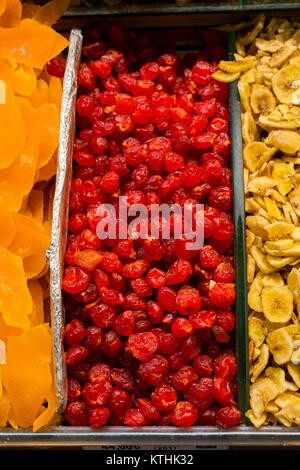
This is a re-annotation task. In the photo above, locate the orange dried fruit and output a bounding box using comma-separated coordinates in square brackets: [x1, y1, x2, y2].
[0, 312, 22, 343]
[35, 102, 59, 169]
[0, 196, 15, 248]
[37, 150, 58, 182]
[9, 212, 50, 259]
[2, 324, 53, 428]
[28, 279, 44, 327]
[23, 251, 48, 280]
[0, 246, 32, 330]
[29, 78, 48, 107]
[21, 3, 41, 20]
[27, 188, 44, 223]
[0, 0, 22, 28]
[32, 0, 70, 27]
[0, 19, 69, 69]
[10, 64, 36, 96]
[33, 384, 56, 431]
[48, 75, 62, 113]
[0, 399, 10, 427]
[0, 81, 27, 169]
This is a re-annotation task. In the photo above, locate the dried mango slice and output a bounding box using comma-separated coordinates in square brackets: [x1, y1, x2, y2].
[37, 150, 58, 182]
[29, 78, 48, 107]
[48, 75, 62, 113]
[0, 312, 22, 344]
[0, 19, 69, 69]
[0, 0, 22, 28]
[0, 81, 27, 169]
[32, 384, 56, 431]
[2, 324, 53, 428]
[33, 0, 70, 27]
[10, 64, 36, 96]
[23, 251, 47, 280]
[0, 196, 15, 248]
[9, 212, 50, 259]
[28, 279, 44, 327]
[0, 246, 32, 329]
[35, 102, 59, 169]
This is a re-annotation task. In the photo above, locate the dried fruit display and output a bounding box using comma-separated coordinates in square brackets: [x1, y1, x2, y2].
[214, 15, 300, 427]
[0, 0, 69, 430]
[62, 23, 241, 428]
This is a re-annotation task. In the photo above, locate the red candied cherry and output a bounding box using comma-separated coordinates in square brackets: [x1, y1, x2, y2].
[113, 310, 135, 336]
[212, 215, 234, 241]
[198, 403, 218, 425]
[201, 159, 223, 185]
[63, 266, 91, 294]
[146, 301, 163, 324]
[172, 366, 199, 391]
[147, 149, 164, 172]
[200, 245, 221, 268]
[132, 99, 153, 125]
[143, 238, 165, 262]
[181, 164, 202, 189]
[66, 345, 89, 366]
[74, 249, 103, 272]
[47, 56, 66, 77]
[213, 262, 235, 283]
[64, 319, 86, 347]
[156, 286, 177, 312]
[209, 282, 235, 309]
[170, 401, 198, 427]
[82, 41, 106, 60]
[151, 384, 177, 412]
[82, 381, 113, 406]
[165, 259, 192, 286]
[114, 114, 134, 133]
[177, 93, 194, 113]
[99, 287, 124, 306]
[93, 118, 116, 137]
[123, 408, 149, 426]
[113, 239, 135, 260]
[90, 135, 108, 155]
[129, 277, 153, 297]
[78, 65, 96, 90]
[132, 79, 155, 97]
[193, 355, 213, 378]
[72, 280, 99, 303]
[164, 152, 184, 173]
[192, 131, 216, 150]
[213, 132, 231, 158]
[170, 107, 192, 126]
[68, 361, 90, 382]
[123, 292, 146, 310]
[69, 213, 88, 234]
[209, 237, 233, 255]
[64, 401, 89, 426]
[89, 406, 110, 427]
[92, 268, 110, 290]
[176, 286, 202, 316]
[214, 355, 237, 380]
[101, 329, 123, 358]
[215, 310, 235, 332]
[208, 185, 231, 212]
[174, 237, 199, 260]
[84, 325, 102, 351]
[115, 93, 136, 114]
[212, 324, 230, 343]
[109, 272, 127, 291]
[76, 95, 94, 117]
[67, 377, 82, 403]
[189, 308, 217, 329]
[108, 388, 132, 416]
[194, 98, 217, 118]
[188, 115, 208, 136]
[110, 368, 134, 391]
[132, 164, 149, 187]
[122, 260, 150, 279]
[127, 332, 158, 362]
[208, 117, 228, 135]
[216, 403, 241, 428]
[92, 59, 112, 79]
[154, 329, 179, 355]
[138, 354, 168, 386]
[192, 61, 213, 85]
[212, 377, 233, 404]
[137, 398, 159, 421]
[172, 318, 194, 338]
[168, 352, 189, 372]
[140, 62, 160, 80]
[100, 252, 123, 273]
[88, 363, 111, 383]
[100, 171, 119, 193]
[184, 378, 213, 410]
[146, 268, 166, 289]
[181, 334, 202, 361]
[89, 302, 116, 329]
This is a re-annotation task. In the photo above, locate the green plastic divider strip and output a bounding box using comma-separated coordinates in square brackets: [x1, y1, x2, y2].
[228, 31, 250, 424]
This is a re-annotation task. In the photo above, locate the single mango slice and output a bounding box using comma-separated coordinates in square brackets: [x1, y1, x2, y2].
[29, 78, 48, 107]
[35, 102, 59, 169]
[9, 212, 50, 259]
[23, 252, 48, 280]
[11, 64, 36, 96]
[2, 324, 53, 428]
[37, 151, 58, 182]
[33, 0, 70, 27]
[0, 246, 32, 330]
[28, 279, 44, 327]
[48, 75, 62, 114]
[0, 0, 22, 28]
[0, 19, 69, 69]
[0, 312, 22, 343]
[0, 81, 27, 169]
[0, 196, 15, 248]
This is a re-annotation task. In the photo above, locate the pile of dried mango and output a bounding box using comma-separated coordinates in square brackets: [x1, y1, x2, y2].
[0, 0, 69, 431]
[214, 14, 300, 427]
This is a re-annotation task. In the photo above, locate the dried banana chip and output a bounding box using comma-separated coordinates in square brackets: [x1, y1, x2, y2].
[267, 130, 300, 154]
[267, 327, 294, 364]
[249, 315, 267, 347]
[250, 84, 276, 115]
[262, 285, 293, 323]
[272, 63, 300, 104]
[251, 343, 270, 382]
[249, 377, 278, 418]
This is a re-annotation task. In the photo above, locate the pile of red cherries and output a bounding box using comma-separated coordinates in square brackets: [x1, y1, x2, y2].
[63, 22, 241, 428]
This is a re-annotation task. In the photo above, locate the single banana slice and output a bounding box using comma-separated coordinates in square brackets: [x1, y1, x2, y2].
[272, 63, 300, 104]
[287, 268, 300, 316]
[259, 115, 300, 130]
[245, 409, 267, 428]
[262, 285, 293, 323]
[250, 245, 276, 274]
[249, 315, 267, 347]
[248, 272, 264, 312]
[251, 344, 270, 383]
[287, 363, 300, 387]
[249, 377, 279, 418]
[243, 141, 270, 172]
[265, 221, 295, 240]
[246, 214, 269, 238]
[268, 130, 300, 154]
[255, 38, 283, 53]
[269, 42, 297, 68]
[242, 111, 260, 143]
[267, 327, 294, 364]
[265, 367, 289, 395]
[250, 84, 276, 115]
[265, 239, 294, 251]
[218, 57, 255, 73]
[247, 176, 277, 195]
[211, 70, 240, 83]
[261, 272, 285, 287]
